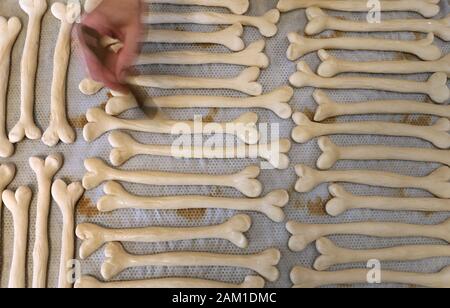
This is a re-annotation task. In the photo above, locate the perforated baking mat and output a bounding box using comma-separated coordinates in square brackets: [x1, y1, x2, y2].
[0, 0, 449, 288]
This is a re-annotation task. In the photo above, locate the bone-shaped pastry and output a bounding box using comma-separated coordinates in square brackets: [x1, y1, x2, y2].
[104, 86, 293, 119]
[42, 2, 78, 147]
[317, 50, 450, 77]
[287, 32, 442, 61]
[76, 214, 252, 259]
[290, 62, 450, 103]
[317, 137, 450, 170]
[108, 131, 291, 169]
[0, 17, 21, 158]
[292, 112, 450, 149]
[52, 179, 84, 288]
[97, 181, 288, 222]
[0, 163, 16, 230]
[314, 238, 450, 271]
[30, 154, 63, 288]
[83, 108, 259, 145]
[3, 186, 33, 288]
[312, 90, 450, 121]
[83, 158, 263, 196]
[136, 40, 269, 68]
[287, 218, 450, 252]
[83, 66, 263, 96]
[144, 9, 280, 37]
[9, 1, 47, 143]
[277, 0, 440, 17]
[143, 23, 245, 51]
[291, 266, 450, 288]
[326, 184, 450, 216]
[75, 275, 265, 289]
[305, 7, 450, 41]
[294, 164, 450, 198]
[144, 0, 250, 15]
[101, 242, 281, 281]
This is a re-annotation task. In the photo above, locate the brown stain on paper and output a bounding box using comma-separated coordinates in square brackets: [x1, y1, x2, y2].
[301, 107, 315, 121]
[71, 114, 88, 129]
[204, 108, 219, 123]
[400, 115, 432, 126]
[77, 196, 98, 217]
[176, 209, 207, 221]
[306, 197, 328, 216]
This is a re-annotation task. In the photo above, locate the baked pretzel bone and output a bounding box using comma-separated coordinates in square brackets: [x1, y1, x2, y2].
[305, 7, 450, 41]
[294, 164, 450, 198]
[144, 0, 250, 15]
[76, 214, 252, 259]
[97, 181, 288, 222]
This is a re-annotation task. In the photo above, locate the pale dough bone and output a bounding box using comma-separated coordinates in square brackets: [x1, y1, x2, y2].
[136, 40, 269, 68]
[317, 137, 450, 170]
[52, 179, 84, 288]
[76, 214, 252, 259]
[81, 66, 263, 96]
[83, 108, 260, 145]
[97, 181, 288, 222]
[277, 0, 440, 17]
[144, 9, 280, 38]
[3, 186, 33, 288]
[108, 131, 291, 169]
[83, 158, 263, 197]
[286, 217, 450, 252]
[292, 112, 450, 149]
[83, 0, 103, 13]
[42, 2, 78, 147]
[326, 184, 450, 216]
[0, 163, 16, 235]
[142, 23, 245, 51]
[318, 50, 450, 77]
[0, 17, 21, 158]
[30, 154, 63, 288]
[103, 86, 293, 119]
[9, 0, 47, 143]
[287, 32, 442, 61]
[144, 0, 250, 15]
[294, 164, 450, 199]
[101, 242, 281, 281]
[75, 275, 265, 289]
[312, 90, 450, 122]
[305, 7, 450, 41]
[315, 238, 450, 271]
[291, 266, 450, 288]
[290, 62, 450, 103]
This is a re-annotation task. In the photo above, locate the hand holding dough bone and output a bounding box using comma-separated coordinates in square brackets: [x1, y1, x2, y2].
[75, 275, 265, 289]
[108, 131, 291, 169]
[101, 242, 281, 281]
[3, 186, 32, 288]
[9, 0, 48, 143]
[104, 86, 293, 119]
[305, 7, 450, 41]
[143, 23, 245, 51]
[291, 266, 450, 288]
[292, 112, 450, 149]
[0, 17, 21, 158]
[277, 0, 440, 17]
[312, 90, 450, 121]
[315, 238, 450, 271]
[318, 50, 450, 77]
[137, 40, 269, 68]
[290, 62, 450, 103]
[83, 108, 259, 144]
[76, 214, 252, 259]
[30, 154, 63, 288]
[317, 137, 450, 170]
[144, 9, 280, 37]
[83, 158, 262, 197]
[52, 179, 84, 288]
[294, 164, 450, 198]
[287, 32, 442, 61]
[42, 2, 78, 146]
[97, 181, 288, 222]
[326, 184, 450, 216]
[287, 218, 450, 252]
[144, 0, 250, 15]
